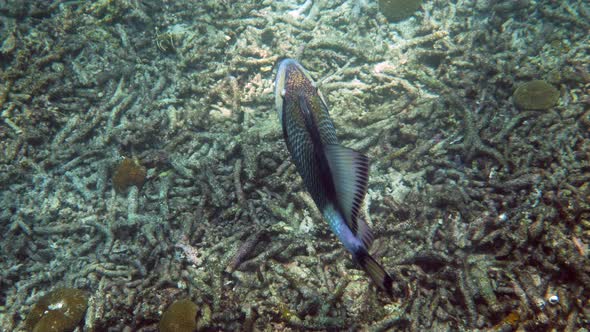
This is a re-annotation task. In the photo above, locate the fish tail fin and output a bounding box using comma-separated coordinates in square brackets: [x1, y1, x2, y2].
[354, 248, 394, 297]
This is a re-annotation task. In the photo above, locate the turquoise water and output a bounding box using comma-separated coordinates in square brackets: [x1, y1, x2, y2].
[1, 0, 589, 330]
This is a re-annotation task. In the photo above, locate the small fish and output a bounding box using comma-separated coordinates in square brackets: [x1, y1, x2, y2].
[274, 58, 393, 296]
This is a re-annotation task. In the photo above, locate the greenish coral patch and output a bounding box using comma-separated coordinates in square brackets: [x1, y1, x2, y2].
[513, 80, 559, 110]
[159, 299, 199, 332]
[379, 0, 422, 22]
[24, 288, 89, 332]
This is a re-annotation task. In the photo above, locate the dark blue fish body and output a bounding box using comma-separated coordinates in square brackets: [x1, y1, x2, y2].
[274, 58, 393, 296]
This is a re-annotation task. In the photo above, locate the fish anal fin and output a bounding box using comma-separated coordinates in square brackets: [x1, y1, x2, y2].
[355, 249, 393, 297]
[324, 144, 373, 249]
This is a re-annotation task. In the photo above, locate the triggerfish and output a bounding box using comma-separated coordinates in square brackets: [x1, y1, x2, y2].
[274, 58, 393, 296]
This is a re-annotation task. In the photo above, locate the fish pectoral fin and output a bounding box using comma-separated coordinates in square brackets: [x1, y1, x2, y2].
[298, 94, 316, 134]
[324, 144, 373, 249]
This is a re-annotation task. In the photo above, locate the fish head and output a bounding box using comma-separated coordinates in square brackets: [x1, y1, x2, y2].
[274, 58, 318, 122]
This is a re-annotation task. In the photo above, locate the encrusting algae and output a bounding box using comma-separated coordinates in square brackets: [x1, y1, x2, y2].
[378, 0, 422, 22]
[24, 288, 89, 332]
[159, 299, 199, 332]
[513, 80, 560, 110]
[112, 157, 147, 193]
[491, 310, 520, 331]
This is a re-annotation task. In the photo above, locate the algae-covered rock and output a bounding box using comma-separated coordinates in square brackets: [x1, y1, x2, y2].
[379, 0, 422, 22]
[159, 299, 198, 332]
[513, 80, 559, 110]
[112, 157, 147, 193]
[24, 288, 89, 332]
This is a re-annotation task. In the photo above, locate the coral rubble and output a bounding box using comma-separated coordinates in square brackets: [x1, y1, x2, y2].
[1, 0, 589, 330]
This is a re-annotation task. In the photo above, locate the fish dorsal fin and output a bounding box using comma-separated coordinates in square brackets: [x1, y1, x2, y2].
[324, 144, 373, 249]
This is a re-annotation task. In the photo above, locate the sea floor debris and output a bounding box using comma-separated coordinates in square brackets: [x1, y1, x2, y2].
[1, 0, 589, 330]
